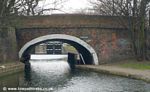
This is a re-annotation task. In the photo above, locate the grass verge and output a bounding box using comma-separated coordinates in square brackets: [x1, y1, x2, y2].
[114, 60, 150, 70]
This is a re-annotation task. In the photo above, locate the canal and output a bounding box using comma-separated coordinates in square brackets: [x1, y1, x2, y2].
[0, 59, 150, 92]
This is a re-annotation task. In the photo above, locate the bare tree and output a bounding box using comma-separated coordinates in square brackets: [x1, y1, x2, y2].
[0, 0, 16, 17]
[0, 0, 68, 16]
[89, 0, 150, 61]
[0, 0, 68, 26]
[14, 0, 68, 16]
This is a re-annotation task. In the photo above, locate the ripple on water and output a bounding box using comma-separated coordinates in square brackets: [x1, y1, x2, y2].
[55, 70, 150, 92]
[0, 60, 150, 92]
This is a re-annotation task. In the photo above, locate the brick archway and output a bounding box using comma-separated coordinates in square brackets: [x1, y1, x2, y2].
[19, 34, 99, 65]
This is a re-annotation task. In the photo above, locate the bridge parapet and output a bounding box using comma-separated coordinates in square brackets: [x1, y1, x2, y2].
[11, 14, 129, 29]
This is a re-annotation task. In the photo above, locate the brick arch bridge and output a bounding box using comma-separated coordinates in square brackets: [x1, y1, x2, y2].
[19, 34, 99, 65]
[15, 14, 133, 64]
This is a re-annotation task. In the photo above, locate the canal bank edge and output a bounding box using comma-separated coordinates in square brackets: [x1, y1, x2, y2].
[76, 65, 150, 83]
[0, 63, 24, 77]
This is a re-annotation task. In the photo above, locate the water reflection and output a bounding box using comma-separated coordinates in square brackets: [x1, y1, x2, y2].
[27, 60, 71, 87]
[24, 62, 31, 82]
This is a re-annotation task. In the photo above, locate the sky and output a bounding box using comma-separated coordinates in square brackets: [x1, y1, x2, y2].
[39, 0, 94, 14]
[63, 0, 92, 13]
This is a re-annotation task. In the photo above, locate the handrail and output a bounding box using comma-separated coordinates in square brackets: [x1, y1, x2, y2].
[79, 54, 85, 65]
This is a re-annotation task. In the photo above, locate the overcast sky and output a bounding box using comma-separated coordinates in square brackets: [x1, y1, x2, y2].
[63, 0, 92, 13]
[40, 0, 94, 14]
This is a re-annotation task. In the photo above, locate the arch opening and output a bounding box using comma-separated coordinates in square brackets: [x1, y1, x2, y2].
[19, 34, 99, 65]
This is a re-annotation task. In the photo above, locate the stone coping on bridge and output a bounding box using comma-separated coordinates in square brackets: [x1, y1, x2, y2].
[76, 65, 150, 83]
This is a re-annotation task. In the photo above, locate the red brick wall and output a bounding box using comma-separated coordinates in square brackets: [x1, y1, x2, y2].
[15, 15, 132, 63]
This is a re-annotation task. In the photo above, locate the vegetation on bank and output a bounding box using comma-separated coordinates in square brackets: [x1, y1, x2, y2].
[63, 44, 78, 54]
[112, 60, 150, 70]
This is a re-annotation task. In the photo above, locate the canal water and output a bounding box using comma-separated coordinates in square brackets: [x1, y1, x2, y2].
[0, 58, 150, 92]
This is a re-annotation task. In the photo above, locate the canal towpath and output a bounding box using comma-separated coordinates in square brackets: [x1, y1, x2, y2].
[76, 64, 150, 83]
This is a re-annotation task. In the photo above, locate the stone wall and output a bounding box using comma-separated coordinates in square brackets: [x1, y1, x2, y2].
[0, 27, 18, 63]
